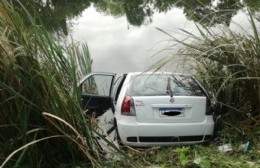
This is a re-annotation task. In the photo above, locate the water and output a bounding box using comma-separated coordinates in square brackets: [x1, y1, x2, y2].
[16, 0, 260, 75]
[71, 6, 197, 74]
[67, 1, 260, 75]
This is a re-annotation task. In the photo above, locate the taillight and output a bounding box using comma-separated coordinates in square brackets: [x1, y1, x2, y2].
[121, 95, 136, 116]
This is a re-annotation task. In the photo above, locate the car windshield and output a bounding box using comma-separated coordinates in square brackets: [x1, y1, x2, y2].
[127, 74, 205, 96]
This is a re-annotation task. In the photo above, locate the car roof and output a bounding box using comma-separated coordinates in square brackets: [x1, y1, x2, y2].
[126, 71, 191, 76]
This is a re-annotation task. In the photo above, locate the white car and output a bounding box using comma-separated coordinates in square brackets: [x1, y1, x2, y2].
[79, 72, 214, 146]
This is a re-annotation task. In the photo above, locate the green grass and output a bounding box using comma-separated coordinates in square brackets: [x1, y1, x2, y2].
[116, 142, 260, 168]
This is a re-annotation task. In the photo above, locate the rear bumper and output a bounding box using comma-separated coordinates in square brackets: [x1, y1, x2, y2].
[117, 116, 214, 146]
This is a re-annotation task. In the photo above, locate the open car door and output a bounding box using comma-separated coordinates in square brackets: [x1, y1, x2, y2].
[79, 73, 116, 116]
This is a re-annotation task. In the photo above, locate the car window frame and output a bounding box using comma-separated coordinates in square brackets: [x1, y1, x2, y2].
[112, 74, 127, 102]
[78, 72, 116, 115]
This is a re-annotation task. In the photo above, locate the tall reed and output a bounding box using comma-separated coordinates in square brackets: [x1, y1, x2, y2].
[0, 0, 124, 167]
[155, 10, 260, 141]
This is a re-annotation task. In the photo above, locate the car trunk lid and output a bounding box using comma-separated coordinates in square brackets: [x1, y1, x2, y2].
[133, 96, 206, 123]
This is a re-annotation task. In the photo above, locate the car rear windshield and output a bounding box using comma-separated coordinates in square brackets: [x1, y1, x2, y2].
[127, 74, 205, 96]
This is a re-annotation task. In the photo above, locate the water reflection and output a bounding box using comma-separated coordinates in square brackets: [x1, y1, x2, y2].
[71, 7, 198, 74]
[15, 0, 260, 34]
[15, 0, 95, 35]
[14, 0, 260, 74]
[95, 0, 243, 27]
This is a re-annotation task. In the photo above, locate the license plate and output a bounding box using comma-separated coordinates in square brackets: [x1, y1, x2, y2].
[159, 108, 184, 117]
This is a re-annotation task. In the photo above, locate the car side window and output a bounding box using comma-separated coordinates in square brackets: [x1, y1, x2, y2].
[81, 74, 114, 97]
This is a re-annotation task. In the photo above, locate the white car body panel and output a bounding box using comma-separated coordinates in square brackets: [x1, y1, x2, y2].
[114, 72, 214, 146]
[133, 96, 206, 123]
[117, 115, 214, 146]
